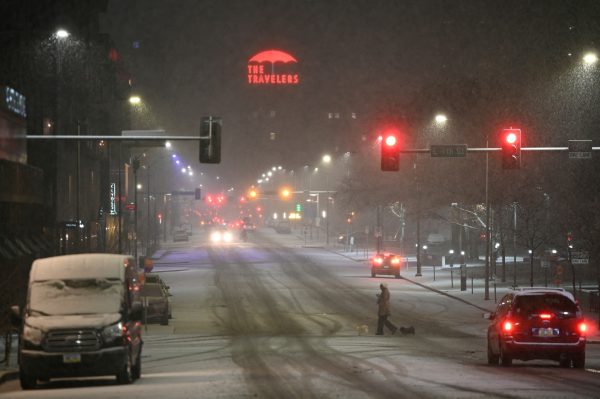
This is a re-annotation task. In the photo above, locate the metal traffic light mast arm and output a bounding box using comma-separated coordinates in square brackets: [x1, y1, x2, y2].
[397, 146, 600, 153]
[26, 136, 598, 152]
[26, 135, 201, 141]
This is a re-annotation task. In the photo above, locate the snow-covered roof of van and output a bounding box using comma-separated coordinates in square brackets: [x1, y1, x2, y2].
[30, 254, 132, 282]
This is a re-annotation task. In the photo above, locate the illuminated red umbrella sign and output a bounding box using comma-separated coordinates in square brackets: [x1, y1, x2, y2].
[249, 49, 297, 64]
[249, 49, 297, 74]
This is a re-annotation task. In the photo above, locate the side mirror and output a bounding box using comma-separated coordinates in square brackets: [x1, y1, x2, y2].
[10, 305, 22, 327]
[130, 302, 143, 321]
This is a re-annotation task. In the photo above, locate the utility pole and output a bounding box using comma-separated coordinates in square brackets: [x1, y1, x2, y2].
[513, 202, 518, 288]
[133, 157, 140, 261]
[484, 140, 490, 300]
[414, 161, 422, 277]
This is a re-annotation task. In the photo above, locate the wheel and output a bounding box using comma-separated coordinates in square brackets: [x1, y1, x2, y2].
[559, 357, 571, 368]
[573, 351, 586, 369]
[487, 341, 499, 365]
[116, 354, 133, 384]
[160, 312, 169, 325]
[500, 345, 512, 367]
[19, 371, 37, 390]
[132, 352, 142, 380]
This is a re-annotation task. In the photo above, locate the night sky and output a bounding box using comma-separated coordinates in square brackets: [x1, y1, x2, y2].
[102, 0, 599, 190]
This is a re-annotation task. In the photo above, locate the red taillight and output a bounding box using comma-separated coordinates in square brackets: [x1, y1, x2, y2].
[374, 257, 383, 265]
[503, 321, 513, 332]
[391, 257, 400, 265]
[578, 322, 587, 334]
[539, 313, 552, 320]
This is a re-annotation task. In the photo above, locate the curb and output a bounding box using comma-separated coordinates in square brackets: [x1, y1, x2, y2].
[0, 369, 18, 385]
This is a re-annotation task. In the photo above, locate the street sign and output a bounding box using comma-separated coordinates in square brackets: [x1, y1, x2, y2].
[571, 251, 589, 264]
[431, 144, 467, 158]
[568, 140, 592, 159]
[171, 190, 196, 196]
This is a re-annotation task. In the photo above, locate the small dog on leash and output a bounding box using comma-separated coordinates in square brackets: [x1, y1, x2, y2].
[399, 326, 415, 335]
[355, 324, 369, 336]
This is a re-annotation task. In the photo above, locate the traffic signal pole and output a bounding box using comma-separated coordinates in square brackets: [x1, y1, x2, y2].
[484, 140, 490, 300]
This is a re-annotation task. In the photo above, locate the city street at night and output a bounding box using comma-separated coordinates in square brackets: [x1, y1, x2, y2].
[2, 1, 600, 398]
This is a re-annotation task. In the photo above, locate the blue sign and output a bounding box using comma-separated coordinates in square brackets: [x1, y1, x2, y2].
[4, 86, 26, 117]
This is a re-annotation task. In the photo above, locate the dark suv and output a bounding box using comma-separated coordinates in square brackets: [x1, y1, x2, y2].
[486, 288, 587, 368]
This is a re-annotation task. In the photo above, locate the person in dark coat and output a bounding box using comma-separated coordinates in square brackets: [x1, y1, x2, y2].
[376, 283, 398, 335]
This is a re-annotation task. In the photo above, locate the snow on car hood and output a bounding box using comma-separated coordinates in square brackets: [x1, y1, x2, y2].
[26, 313, 121, 331]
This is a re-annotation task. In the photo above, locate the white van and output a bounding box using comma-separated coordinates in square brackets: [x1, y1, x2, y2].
[11, 254, 144, 389]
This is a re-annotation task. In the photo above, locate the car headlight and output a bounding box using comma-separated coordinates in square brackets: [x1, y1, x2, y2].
[223, 232, 233, 242]
[210, 231, 222, 243]
[102, 322, 124, 343]
[23, 324, 43, 346]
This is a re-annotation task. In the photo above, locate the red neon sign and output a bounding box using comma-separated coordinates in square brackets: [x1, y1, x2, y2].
[247, 49, 299, 85]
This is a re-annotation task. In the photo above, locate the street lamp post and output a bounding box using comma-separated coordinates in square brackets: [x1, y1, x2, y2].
[146, 167, 151, 256]
[484, 139, 490, 300]
[133, 157, 140, 260]
[414, 161, 422, 277]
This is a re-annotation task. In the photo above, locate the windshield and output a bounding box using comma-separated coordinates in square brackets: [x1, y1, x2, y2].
[514, 294, 579, 316]
[29, 279, 123, 316]
[140, 284, 163, 297]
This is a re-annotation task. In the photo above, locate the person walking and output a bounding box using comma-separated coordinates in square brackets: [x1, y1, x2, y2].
[376, 283, 398, 335]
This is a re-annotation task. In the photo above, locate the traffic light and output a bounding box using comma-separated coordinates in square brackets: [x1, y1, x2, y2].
[199, 116, 222, 163]
[501, 128, 521, 169]
[381, 132, 400, 171]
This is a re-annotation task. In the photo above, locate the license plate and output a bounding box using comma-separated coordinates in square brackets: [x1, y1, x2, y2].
[383, 265, 389, 269]
[63, 353, 81, 363]
[533, 328, 558, 337]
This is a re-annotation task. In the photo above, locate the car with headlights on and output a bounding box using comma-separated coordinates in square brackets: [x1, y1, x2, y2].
[370, 253, 403, 278]
[210, 228, 234, 244]
[485, 287, 587, 368]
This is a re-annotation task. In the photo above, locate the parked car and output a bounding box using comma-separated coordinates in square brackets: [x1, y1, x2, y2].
[173, 229, 189, 242]
[10, 254, 143, 389]
[140, 282, 172, 325]
[274, 221, 292, 234]
[370, 253, 404, 278]
[145, 273, 170, 293]
[485, 287, 587, 368]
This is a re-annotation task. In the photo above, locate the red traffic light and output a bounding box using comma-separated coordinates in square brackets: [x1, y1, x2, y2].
[501, 128, 522, 169]
[505, 132, 517, 144]
[384, 135, 397, 146]
[380, 130, 400, 171]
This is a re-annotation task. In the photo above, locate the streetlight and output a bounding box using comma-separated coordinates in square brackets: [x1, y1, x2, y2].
[55, 29, 70, 39]
[434, 114, 448, 125]
[129, 95, 142, 105]
[322, 154, 332, 164]
[583, 52, 598, 66]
